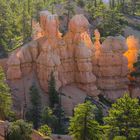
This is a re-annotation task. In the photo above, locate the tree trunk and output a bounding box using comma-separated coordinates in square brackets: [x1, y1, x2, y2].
[95, 0, 97, 7]
[112, 0, 115, 8]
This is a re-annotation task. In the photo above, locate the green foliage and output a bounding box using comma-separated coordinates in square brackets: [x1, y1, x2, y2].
[26, 83, 42, 129]
[48, 72, 59, 108]
[0, 66, 13, 120]
[41, 106, 58, 131]
[97, 8, 125, 37]
[38, 124, 52, 136]
[113, 136, 127, 140]
[94, 106, 104, 125]
[85, 96, 104, 124]
[0, 0, 31, 50]
[98, 94, 112, 107]
[0, 0, 65, 51]
[85, 0, 105, 19]
[104, 94, 140, 139]
[85, 0, 126, 37]
[0, 0, 139, 52]
[116, 0, 140, 16]
[53, 104, 66, 134]
[44, 73, 67, 134]
[69, 101, 102, 140]
[75, 0, 85, 7]
[7, 119, 32, 140]
[42, 105, 66, 134]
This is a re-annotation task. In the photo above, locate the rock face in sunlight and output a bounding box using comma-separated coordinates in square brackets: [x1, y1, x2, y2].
[7, 10, 137, 100]
[124, 35, 139, 72]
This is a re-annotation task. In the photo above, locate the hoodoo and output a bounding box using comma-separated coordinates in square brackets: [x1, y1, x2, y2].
[6, 11, 140, 107]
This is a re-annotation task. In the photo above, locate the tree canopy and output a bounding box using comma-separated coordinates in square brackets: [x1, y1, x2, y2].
[69, 101, 102, 140]
[6, 120, 32, 140]
[0, 66, 13, 120]
[26, 83, 42, 129]
[104, 94, 140, 139]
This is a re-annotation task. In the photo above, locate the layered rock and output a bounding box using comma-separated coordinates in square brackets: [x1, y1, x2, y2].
[62, 15, 99, 96]
[7, 40, 38, 80]
[75, 41, 99, 96]
[7, 53, 22, 80]
[93, 36, 129, 99]
[36, 44, 61, 91]
[58, 41, 75, 85]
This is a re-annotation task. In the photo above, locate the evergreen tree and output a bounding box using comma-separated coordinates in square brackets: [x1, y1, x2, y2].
[95, 106, 104, 125]
[69, 101, 102, 140]
[85, 96, 104, 125]
[0, 0, 31, 50]
[0, 0, 59, 51]
[26, 83, 42, 129]
[53, 103, 66, 134]
[42, 107, 54, 125]
[48, 72, 59, 108]
[104, 94, 140, 139]
[0, 66, 13, 120]
[41, 106, 58, 132]
[96, 8, 125, 37]
[6, 119, 32, 140]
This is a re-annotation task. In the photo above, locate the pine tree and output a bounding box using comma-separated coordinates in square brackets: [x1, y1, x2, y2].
[0, 66, 13, 120]
[48, 72, 59, 108]
[41, 106, 58, 132]
[53, 103, 66, 134]
[69, 101, 102, 140]
[95, 106, 104, 125]
[42, 107, 54, 125]
[26, 83, 42, 129]
[104, 94, 140, 139]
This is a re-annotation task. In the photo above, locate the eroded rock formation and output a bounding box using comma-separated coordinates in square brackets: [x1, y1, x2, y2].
[93, 36, 129, 99]
[7, 10, 136, 100]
